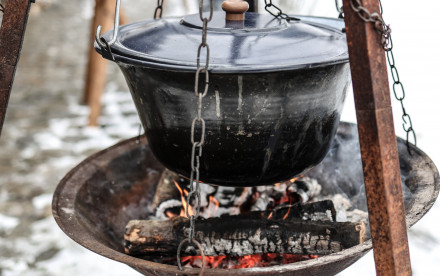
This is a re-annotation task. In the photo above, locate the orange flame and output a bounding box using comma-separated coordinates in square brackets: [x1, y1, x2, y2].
[174, 180, 193, 217]
[267, 211, 274, 219]
[165, 210, 176, 218]
[282, 197, 293, 220]
[206, 195, 220, 217]
[289, 175, 303, 183]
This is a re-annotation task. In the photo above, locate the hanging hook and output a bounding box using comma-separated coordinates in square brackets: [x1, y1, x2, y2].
[95, 0, 122, 48]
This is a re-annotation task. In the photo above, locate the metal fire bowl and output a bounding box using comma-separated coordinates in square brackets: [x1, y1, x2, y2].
[52, 123, 439, 276]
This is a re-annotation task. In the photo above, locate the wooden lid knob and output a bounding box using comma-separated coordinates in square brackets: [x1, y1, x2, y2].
[222, 0, 249, 21]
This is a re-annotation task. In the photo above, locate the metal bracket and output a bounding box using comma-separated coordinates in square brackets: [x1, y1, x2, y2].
[99, 37, 116, 61]
[95, 0, 121, 49]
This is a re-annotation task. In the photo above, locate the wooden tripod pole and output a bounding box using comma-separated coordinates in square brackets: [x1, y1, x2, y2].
[343, 0, 412, 275]
[0, 0, 33, 137]
[83, 0, 127, 126]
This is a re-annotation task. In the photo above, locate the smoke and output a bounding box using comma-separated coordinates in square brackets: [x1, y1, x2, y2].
[306, 123, 413, 229]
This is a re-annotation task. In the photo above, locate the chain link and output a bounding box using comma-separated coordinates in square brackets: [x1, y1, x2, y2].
[263, 0, 300, 22]
[386, 37, 417, 153]
[350, 0, 391, 50]
[0, 3, 4, 13]
[177, 0, 213, 274]
[177, 238, 205, 275]
[154, 0, 164, 19]
[344, 0, 383, 19]
[350, 0, 416, 153]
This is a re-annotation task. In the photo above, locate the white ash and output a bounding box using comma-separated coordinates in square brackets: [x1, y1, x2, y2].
[233, 187, 253, 207]
[210, 186, 241, 207]
[346, 209, 369, 224]
[155, 199, 182, 220]
[251, 192, 273, 212]
[299, 177, 322, 201]
[153, 176, 324, 219]
[301, 209, 335, 222]
[318, 194, 368, 223]
[327, 194, 352, 212]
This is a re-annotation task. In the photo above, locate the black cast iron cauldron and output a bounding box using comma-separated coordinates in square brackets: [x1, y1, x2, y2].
[96, 11, 350, 187]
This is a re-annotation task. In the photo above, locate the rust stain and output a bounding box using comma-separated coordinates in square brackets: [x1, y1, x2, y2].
[343, 0, 411, 275]
[0, 0, 33, 136]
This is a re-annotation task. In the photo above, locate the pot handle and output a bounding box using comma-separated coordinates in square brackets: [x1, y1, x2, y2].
[95, 0, 122, 49]
[222, 0, 249, 21]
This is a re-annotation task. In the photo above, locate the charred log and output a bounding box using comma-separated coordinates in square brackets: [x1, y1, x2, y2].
[125, 216, 365, 257]
[152, 169, 182, 211]
[245, 200, 337, 222]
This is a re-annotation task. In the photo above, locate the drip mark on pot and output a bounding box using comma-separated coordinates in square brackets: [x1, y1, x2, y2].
[261, 107, 284, 179]
[215, 90, 221, 118]
[237, 75, 243, 111]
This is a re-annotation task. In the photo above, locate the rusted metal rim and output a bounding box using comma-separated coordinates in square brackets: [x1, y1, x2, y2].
[52, 123, 439, 276]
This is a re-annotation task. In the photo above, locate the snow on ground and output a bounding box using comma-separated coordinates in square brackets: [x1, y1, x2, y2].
[0, 86, 142, 275]
[0, 0, 439, 275]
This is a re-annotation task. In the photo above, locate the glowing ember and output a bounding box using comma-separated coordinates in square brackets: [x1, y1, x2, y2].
[164, 176, 321, 269]
[267, 211, 273, 219]
[180, 253, 318, 269]
[282, 198, 293, 220]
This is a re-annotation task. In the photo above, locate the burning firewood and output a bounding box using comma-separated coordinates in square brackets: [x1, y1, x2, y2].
[246, 200, 337, 222]
[142, 171, 363, 260]
[152, 169, 182, 211]
[152, 169, 323, 219]
[124, 215, 365, 257]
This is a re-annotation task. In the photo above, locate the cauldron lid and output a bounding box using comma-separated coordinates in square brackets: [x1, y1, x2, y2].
[97, 13, 348, 73]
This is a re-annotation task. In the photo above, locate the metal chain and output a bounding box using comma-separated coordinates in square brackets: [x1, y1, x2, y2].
[263, 0, 300, 22]
[154, 0, 164, 19]
[339, 0, 382, 18]
[350, 0, 391, 49]
[176, 0, 213, 274]
[0, 3, 4, 13]
[379, 1, 416, 153]
[350, 0, 416, 153]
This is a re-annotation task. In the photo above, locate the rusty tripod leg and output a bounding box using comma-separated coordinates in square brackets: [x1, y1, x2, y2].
[343, 0, 411, 275]
[83, 0, 128, 126]
[0, 0, 33, 137]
